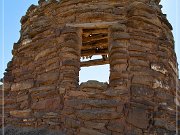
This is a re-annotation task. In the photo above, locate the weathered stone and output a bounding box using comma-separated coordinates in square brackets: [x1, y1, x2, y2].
[102, 89, 128, 96]
[35, 48, 56, 61]
[31, 90, 58, 100]
[10, 109, 32, 118]
[62, 60, 79, 67]
[11, 80, 34, 91]
[0, 98, 16, 105]
[22, 38, 32, 45]
[48, 0, 57, 3]
[20, 100, 29, 109]
[110, 24, 126, 32]
[107, 119, 125, 133]
[154, 118, 176, 131]
[129, 59, 149, 67]
[37, 71, 59, 83]
[38, 0, 46, 5]
[84, 121, 105, 130]
[2, 83, 11, 91]
[132, 75, 153, 86]
[44, 112, 58, 118]
[127, 107, 149, 129]
[61, 106, 74, 115]
[131, 85, 154, 98]
[1, 0, 178, 134]
[65, 99, 120, 108]
[29, 85, 56, 93]
[32, 97, 61, 111]
[77, 109, 121, 120]
[112, 64, 128, 72]
[80, 81, 108, 91]
[152, 79, 169, 90]
[151, 63, 168, 74]
[65, 117, 81, 128]
[79, 127, 106, 135]
[17, 95, 29, 102]
[59, 87, 66, 94]
[68, 90, 89, 97]
[110, 32, 130, 40]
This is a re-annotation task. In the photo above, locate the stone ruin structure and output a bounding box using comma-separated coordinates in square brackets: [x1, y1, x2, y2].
[0, 0, 180, 134]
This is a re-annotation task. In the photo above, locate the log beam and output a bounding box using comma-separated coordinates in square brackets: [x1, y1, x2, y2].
[66, 21, 119, 29]
[81, 49, 108, 57]
[81, 58, 109, 67]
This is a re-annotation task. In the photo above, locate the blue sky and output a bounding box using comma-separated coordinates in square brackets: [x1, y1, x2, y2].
[0, 0, 180, 82]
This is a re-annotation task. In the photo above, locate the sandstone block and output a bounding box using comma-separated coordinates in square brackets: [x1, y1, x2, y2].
[129, 59, 149, 67]
[110, 32, 130, 40]
[112, 64, 128, 72]
[2, 83, 11, 91]
[127, 107, 149, 129]
[109, 42, 127, 51]
[77, 109, 121, 120]
[79, 127, 106, 135]
[131, 85, 154, 98]
[102, 89, 128, 97]
[31, 90, 58, 100]
[31, 97, 61, 111]
[62, 60, 79, 67]
[132, 75, 153, 86]
[65, 99, 120, 108]
[35, 48, 55, 61]
[151, 63, 168, 74]
[110, 23, 126, 32]
[10, 109, 32, 118]
[107, 119, 125, 133]
[65, 117, 81, 128]
[20, 100, 29, 109]
[84, 121, 105, 130]
[37, 71, 59, 84]
[29, 85, 56, 93]
[80, 80, 108, 91]
[17, 95, 29, 102]
[11, 80, 34, 91]
[68, 90, 89, 97]
[59, 87, 66, 94]
[0, 98, 16, 105]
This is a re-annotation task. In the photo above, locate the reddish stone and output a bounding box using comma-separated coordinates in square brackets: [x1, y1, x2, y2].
[32, 97, 61, 111]
[10, 109, 32, 118]
[127, 107, 149, 129]
[107, 119, 125, 133]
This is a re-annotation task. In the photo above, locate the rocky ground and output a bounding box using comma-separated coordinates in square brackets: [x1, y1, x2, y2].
[0, 125, 65, 135]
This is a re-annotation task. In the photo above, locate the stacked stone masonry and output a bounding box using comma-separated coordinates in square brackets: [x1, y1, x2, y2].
[0, 0, 179, 134]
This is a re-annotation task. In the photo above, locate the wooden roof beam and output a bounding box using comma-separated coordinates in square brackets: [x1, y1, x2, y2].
[66, 21, 119, 29]
[83, 29, 108, 37]
[81, 58, 109, 67]
[81, 49, 108, 57]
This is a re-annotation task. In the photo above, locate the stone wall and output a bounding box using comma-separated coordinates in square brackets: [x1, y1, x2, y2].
[0, 0, 179, 134]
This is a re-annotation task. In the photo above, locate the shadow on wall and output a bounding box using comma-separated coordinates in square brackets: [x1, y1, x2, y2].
[0, 125, 65, 135]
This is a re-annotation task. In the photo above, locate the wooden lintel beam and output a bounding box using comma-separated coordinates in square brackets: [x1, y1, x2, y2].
[82, 38, 108, 46]
[82, 36, 108, 44]
[83, 29, 108, 36]
[81, 43, 108, 50]
[81, 59, 109, 67]
[66, 21, 119, 29]
[81, 49, 108, 57]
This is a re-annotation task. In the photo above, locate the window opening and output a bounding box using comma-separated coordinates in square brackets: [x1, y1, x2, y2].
[79, 28, 110, 83]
